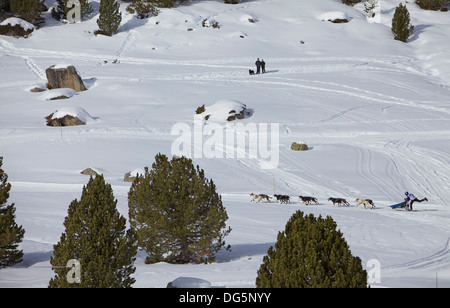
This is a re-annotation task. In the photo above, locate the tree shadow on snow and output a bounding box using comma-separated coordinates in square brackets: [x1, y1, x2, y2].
[119, 15, 151, 33]
[17, 251, 53, 268]
[408, 24, 432, 42]
[215, 242, 273, 263]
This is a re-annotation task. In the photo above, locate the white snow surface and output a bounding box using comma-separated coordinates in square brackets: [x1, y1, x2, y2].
[1, 0, 450, 288]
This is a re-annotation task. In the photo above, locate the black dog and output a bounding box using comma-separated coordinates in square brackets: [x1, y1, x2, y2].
[328, 197, 350, 207]
[249, 69, 255, 75]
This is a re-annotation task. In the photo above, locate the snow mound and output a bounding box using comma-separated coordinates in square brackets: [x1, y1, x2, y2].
[0, 17, 36, 31]
[201, 100, 250, 122]
[167, 277, 211, 288]
[317, 11, 350, 22]
[50, 106, 96, 124]
[39, 88, 77, 101]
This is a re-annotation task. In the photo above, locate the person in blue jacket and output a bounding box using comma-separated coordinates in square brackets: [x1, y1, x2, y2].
[405, 191, 428, 211]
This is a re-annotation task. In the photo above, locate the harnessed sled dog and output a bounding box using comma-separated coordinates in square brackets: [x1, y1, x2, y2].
[273, 194, 290, 204]
[250, 193, 271, 203]
[328, 197, 350, 207]
[356, 198, 375, 209]
[298, 196, 319, 205]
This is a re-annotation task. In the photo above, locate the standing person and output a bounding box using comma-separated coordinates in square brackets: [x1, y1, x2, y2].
[255, 58, 261, 74]
[405, 191, 428, 211]
[261, 59, 266, 73]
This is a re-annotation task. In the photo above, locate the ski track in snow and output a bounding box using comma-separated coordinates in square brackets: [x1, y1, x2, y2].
[24, 56, 46, 80]
[389, 237, 450, 272]
[1, 37, 450, 207]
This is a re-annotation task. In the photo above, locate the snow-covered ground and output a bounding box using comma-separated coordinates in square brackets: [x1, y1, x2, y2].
[1, 0, 450, 288]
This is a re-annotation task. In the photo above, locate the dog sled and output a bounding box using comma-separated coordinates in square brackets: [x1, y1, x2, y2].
[390, 200, 408, 210]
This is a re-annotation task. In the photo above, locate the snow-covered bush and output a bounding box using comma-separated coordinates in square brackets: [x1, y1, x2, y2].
[0, 17, 35, 38]
[364, 0, 380, 18]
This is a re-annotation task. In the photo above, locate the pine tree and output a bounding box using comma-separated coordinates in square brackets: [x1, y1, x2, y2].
[392, 3, 414, 43]
[416, 0, 448, 10]
[256, 211, 367, 288]
[49, 175, 137, 288]
[126, 0, 190, 18]
[10, 0, 43, 24]
[153, 0, 189, 8]
[96, 0, 122, 36]
[128, 153, 231, 264]
[0, 157, 25, 269]
[0, 0, 10, 14]
[126, 0, 158, 19]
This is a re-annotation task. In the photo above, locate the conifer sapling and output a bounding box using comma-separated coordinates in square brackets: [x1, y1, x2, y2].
[0, 157, 25, 269]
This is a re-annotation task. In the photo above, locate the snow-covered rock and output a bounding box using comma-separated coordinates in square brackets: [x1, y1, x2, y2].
[167, 277, 211, 288]
[39, 88, 77, 101]
[46, 106, 96, 126]
[0, 17, 35, 38]
[200, 100, 250, 122]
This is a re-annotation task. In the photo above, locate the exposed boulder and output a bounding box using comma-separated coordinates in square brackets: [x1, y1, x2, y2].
[46, 114, 85, 127]
[291, 142, 309, 151]
[46, 65, 87, 92]
[124, 169, 145, 183]
[123, 172, 136, 183]
[80, 168, 98, 176]
[30, 87, 46, 93]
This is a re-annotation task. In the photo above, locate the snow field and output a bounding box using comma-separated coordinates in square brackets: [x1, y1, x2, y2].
[0, 0, 450, 287]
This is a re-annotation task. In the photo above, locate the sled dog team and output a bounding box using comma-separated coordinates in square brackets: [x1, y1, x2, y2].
[250, 192, 428, 210]
[249, 193, 375, 209]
